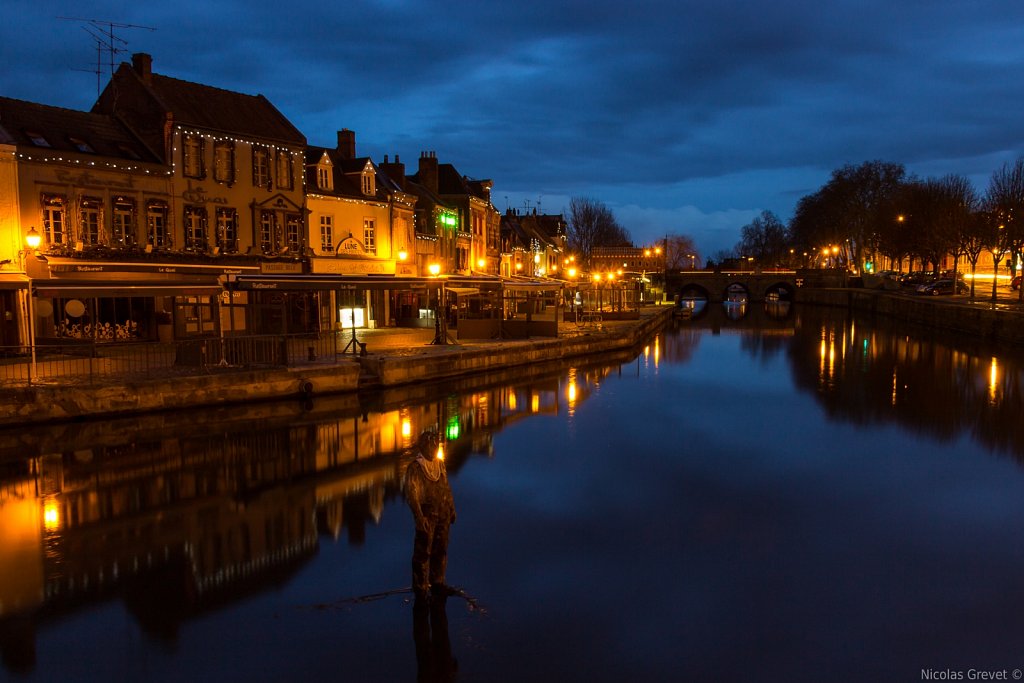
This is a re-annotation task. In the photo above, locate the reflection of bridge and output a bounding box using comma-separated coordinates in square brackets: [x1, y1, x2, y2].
[666, 270, 799, 303]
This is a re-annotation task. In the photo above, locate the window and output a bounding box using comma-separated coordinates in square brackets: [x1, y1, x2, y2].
[112, 198, 136, 247]
[276, 150, 293, 190]
[259, 211, 275, 253]
[80, 197, 102, 245]
[320, 215, 334, 252]
[285, 214, 301, 252]
[147, 201, 169, 248]
[214, 141, 235, 184]
[41, 195, 66, 246]
[69, 137, 94, 153]
[215, 208, 238, 252]
[252, 147, 271, 189]
[185, 206, 208, 251]
[26, 130, 50, 147]
[363, 218, 376, 255]
[183, 134, 204, 178]
[317, 160, 332, 191]
[361, 169, 375, 196]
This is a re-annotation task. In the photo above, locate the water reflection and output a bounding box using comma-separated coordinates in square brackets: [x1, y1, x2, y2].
[788, 306, 1024, 455]
[0, 354, 627, 675]
[5, 308, 1024, 678]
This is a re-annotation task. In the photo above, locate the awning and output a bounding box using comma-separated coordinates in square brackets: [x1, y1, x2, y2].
[501, 280, 564, 292]
[32, 280, 223, 298]
[0, 274, 29, 290]
[446, 287, 480, 296]
[231, 274, 436, 291]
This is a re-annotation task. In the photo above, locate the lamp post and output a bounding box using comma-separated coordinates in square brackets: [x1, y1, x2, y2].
[428, 263, 454, 345]
[22, 227, 41, 381]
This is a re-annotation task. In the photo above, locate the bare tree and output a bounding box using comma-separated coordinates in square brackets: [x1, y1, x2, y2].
[986, 159, 1024, 300]
[567, 197, 630, 267]
[736, 210, 788, 266]
[664, 234, 700, 270]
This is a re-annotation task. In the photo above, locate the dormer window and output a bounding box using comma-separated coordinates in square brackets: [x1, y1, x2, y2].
[26, 130, 50, 147]
[361, 164, 375, 196]
[317, 153, 333, 191]
[69, 137, 94, 153]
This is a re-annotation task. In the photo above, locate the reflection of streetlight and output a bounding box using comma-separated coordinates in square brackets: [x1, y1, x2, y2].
[23, 227, 40, 381]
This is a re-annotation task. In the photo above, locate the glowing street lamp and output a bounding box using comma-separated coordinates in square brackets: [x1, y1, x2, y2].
[428, 262, 441, 276]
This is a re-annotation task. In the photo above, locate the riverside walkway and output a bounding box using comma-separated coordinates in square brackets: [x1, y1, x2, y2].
[0, 307, 674, 426]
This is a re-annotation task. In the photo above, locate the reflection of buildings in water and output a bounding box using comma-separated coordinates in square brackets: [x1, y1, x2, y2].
[0, 351, 626, 672]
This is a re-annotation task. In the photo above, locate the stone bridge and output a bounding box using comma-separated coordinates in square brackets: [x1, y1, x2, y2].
[665, 269, 850, 303]
[666, 270, 801, 303]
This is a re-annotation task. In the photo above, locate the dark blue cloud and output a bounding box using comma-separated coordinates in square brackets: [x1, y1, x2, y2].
[4, 0, 1024, 255]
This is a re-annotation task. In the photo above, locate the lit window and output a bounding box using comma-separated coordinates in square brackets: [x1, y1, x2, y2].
[363, 218, 376, 255]
[320, 215, 334, 252]
[361, 169, 375, 196]
[317, 157, 332, 191]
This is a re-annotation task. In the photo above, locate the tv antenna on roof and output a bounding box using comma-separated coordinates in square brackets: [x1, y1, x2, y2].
[59, 17, 157, 96]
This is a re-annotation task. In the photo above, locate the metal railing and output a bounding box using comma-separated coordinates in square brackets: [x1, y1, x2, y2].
[0, 331, 340, 387]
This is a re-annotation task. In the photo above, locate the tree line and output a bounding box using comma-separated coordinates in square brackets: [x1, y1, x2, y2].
[732, 158, 1024, 300]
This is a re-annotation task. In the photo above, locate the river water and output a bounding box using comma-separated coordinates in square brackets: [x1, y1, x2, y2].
[3, 304, 1024, 682]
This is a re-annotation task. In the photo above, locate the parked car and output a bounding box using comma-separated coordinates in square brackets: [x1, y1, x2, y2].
[1012, 275, 1021, 290]
[899, 271, 935, 288]
[917, 279, 968, 295]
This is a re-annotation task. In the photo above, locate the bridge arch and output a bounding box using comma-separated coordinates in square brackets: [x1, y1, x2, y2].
[762, 281, 795, 302]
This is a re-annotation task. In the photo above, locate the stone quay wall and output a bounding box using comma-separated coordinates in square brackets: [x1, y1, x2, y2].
[796, 288, 1024, 345]
[0, 308, 674, 427]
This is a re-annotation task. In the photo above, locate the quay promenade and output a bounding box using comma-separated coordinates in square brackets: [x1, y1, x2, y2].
[0, 307, 674, 427]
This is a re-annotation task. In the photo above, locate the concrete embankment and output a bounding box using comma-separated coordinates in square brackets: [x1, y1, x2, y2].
[797, 287, 1024, 345]
[0, 308, 673, 427]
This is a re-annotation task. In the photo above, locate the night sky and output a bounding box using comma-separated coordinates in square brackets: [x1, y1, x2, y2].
[3, 0, 1024, 257]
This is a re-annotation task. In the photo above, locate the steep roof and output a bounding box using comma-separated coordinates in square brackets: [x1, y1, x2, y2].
[0, 96, 160, 162]
[96, 58, 304, 146]
[145, 72, 304, 144]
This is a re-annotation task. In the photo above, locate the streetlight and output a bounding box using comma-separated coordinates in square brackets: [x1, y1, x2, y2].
[23, 227, 40, 381]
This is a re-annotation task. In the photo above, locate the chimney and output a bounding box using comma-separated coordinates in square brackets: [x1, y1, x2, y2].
[418, 151, 438, 193]
[337, 129, 355, 160]
[380, 154, 406, 191]
[132, 53, 153, 85]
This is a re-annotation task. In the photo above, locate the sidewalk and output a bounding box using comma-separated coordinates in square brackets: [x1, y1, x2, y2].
[342, 310, 653, 356]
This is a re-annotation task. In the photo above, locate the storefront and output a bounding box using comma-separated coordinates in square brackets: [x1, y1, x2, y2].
[26, 257, 258, 343]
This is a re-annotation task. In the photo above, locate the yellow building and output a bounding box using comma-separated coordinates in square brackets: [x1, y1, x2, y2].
[304, 131, 417, 328]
